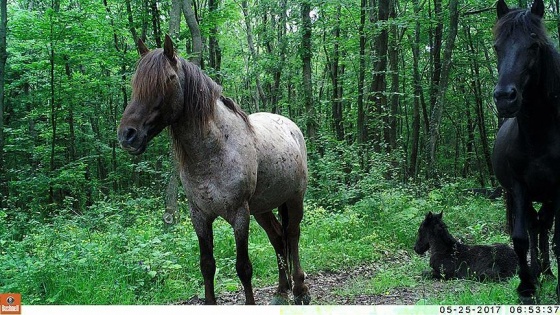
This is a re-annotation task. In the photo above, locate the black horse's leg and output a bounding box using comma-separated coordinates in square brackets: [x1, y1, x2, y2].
[254, 211, 291, 304]
[510, 185, 538, 304]
[190, 205, 217, 304]
[538, 203, 554, 278]
[285, 199, 310, 305]
[231, 204, 255, 305]
[528, 207, 541, 278]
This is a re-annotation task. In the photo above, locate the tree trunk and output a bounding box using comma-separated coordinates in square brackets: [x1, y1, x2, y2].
[368, 0, 390, 152]
[465, 25, 493, 185]
[331, 4, 344, 142]
[357, 0, 368, 145]
[426, 0, 459, 179]
[242, 0, 265, 111]
[408, 0, 422, 178]
[183, 0, 202, 66]
[208, 0, 222, 84]
[429, 0, 443, 119]
[0, 0, 6, 207]
[169, 0, 182, 39]
[386, 0, 399, 152]
[301, 1, 315, 140]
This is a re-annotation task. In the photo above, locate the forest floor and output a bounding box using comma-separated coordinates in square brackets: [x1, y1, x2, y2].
[179, 255, 449, 305]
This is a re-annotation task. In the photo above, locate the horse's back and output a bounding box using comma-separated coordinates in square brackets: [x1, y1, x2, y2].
[248, 112, 308, 213]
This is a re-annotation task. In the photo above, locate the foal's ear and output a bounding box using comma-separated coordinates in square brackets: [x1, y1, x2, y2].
[436, 211, 443, 219]
[137, 38, 150, 56]
[163, 34, 176, 63]
[497, 0, 509, 19]
[531, 0, 545, 18]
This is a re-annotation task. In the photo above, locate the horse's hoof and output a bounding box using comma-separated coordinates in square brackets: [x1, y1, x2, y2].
[270, 294, 290, 305]
[294, 293, 311, 305]
[518, 295, 538, 305]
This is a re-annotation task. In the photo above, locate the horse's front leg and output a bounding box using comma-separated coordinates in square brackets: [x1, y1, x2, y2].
[190, 205, 217, 304]
[231, 204, 255, 304]
[510, 185, 537, 304]
[538, 203, 554, 278]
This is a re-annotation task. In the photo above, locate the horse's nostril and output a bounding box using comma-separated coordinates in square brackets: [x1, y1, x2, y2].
[508, 88, 517, 100]
[125, 128, 137, 143]
[494, 86, 518, 102]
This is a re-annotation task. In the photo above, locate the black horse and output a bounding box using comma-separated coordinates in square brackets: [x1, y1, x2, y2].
[414, 212, 517, 281]
[492, 0, 560, 303]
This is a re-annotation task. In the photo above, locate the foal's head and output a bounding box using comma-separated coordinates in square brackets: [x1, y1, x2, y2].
[493, 0, 548, 118]
[117, 35, 185, 155]
[414, 211, 444, 255]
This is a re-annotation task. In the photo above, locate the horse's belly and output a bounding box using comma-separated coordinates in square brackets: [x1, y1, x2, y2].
[248, 112, 308, 213]
[524, 162, 560, 202]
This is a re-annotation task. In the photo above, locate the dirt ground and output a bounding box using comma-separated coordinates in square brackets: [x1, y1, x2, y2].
[179, 263, 444, 305]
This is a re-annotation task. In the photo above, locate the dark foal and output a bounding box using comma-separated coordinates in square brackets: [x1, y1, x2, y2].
[414, 212, 517, 281]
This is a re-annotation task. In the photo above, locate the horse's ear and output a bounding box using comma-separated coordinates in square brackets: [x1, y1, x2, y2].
[497, 0, 510, 19]
[436, 211, 443, 219]
[137, 38, 149, 56]
[531, 0, 544, 18]
[164, 34, 176, 63]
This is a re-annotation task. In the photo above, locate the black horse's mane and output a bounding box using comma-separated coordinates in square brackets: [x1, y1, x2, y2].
[494, 8, 560, 102]
[427, 215, 458, 248]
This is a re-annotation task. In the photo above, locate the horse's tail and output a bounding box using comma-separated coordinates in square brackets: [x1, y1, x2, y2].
[279, 203, 293, 290]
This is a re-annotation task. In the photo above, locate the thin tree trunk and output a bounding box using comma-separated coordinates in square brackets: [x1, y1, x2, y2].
[0, 0, 6, 207]
[426, 0, 459, 179]
[301, 1, 315, 140]
[465, 25, 493, 184]
[386, 0, 399, 152]
[242, 0, 265, 111]
[183, 0, 202, 66]
[429, 0, 443, 119]
[409, 0, 422, 178]
[331, 4, 344, 141]
[169, 0, 182, 39]
[208, 0, 222, 84]
[368, 0, 390, 152]
[357, 0, 367, 145]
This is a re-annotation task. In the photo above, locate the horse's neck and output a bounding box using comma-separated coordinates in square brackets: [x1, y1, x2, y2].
[170, 100, 246, 166]
[429, 225, 457, 252]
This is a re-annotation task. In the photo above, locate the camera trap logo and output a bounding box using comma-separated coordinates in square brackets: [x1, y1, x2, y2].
[0, 293, 21, 315]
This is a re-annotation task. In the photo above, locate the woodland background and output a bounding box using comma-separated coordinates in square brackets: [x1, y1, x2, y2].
[1, 0, 559, 305]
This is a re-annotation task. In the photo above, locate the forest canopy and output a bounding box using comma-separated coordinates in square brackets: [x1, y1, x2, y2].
[2, 0, 556, 215]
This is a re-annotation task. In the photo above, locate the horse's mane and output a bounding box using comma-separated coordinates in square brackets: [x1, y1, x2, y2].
[494, 9, 560, 101]
[429, 216, 458, 248]
[132, 48, 252, 132]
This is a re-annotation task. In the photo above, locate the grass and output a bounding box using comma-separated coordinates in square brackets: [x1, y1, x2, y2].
[1, 181, 557, 304]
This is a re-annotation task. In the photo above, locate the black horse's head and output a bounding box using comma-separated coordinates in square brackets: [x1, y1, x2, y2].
[414, 211, 443, 255]
[493, 0, 546, 118]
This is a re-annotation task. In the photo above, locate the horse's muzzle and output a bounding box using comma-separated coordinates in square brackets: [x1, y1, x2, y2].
[494, 85, 521, 118]
[117, 126, 147, 155]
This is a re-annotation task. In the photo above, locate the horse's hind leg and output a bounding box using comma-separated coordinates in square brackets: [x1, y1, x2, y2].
[254, 211, 291, 304]
[283, 200, 310, 305]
